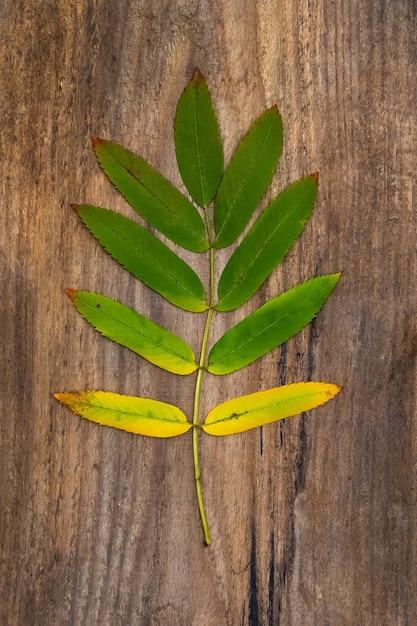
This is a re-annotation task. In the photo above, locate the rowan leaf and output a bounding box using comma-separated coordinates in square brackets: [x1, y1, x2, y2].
[174, 68, 224, 207]
[54, 390, 192, 438]
[59, 70, 343, 545]
[202, 382, 341, 436]
[66, 290, 198, 375]
[216, 174, 318, 311]
[74, 205, 208, 312]
[92, 138, 208, 252]
[214, 107, 283, 248]
[208, 274, 341, 375]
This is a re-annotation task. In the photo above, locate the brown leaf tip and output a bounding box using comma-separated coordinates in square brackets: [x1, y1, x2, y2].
[65, 289, 76, 302]
[312, 172, 319, 184]
[70, 203, 80, 214]
[91, 136, 103, 149]
[191, 68, 204, 84]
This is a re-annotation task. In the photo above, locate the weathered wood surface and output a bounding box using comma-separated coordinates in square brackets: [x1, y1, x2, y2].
[1, 1, 416, 624]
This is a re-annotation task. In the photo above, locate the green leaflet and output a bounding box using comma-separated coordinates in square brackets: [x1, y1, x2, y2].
[93, 138, 208, 253]
[202, 383, 341, 436]
[208, 274, 341, 375]
[54, 390, 192, 438]
[66, 290, 198, 375]
[214, 107, 283, 248]
[75, 205, 208, 312]
[174, 69, 224, 208]
[216, 174, 318, 311]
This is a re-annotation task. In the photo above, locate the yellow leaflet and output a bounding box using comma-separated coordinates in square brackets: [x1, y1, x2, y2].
[202, 382, 341, 436]
[54, 390, 192, 438]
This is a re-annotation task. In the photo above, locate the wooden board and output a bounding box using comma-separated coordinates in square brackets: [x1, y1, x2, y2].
[1, 1, 416, 623]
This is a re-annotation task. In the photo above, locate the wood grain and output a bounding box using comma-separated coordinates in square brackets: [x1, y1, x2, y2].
[1, 1, 416, 624]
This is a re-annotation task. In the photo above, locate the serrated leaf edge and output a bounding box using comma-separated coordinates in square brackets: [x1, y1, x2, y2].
[54, 390, 192, 438]
[214, 106, 282, 248]
[66, 289, 198, 375]
[208, 273, 341, 374]
[216, 173, 318, 310]
[92, 137, 209, 253]
[202, 382, 341, 436]
[73, 204, 208, 312]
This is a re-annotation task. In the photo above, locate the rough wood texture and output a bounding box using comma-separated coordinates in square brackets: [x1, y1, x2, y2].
[1, 1, 416, 624]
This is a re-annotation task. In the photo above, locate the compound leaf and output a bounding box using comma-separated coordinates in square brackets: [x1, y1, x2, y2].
[174, 68, 223, 207]
[214, 107, 283, 248]
[66, 290, 198, 375]
[202, 382, 341, 436]
[93, 138, 208, 252]
[54, 390, 192, 438]
[75, 205, 208, 312]
[217, 174, 318, 311]
[208, 274, 341, 375]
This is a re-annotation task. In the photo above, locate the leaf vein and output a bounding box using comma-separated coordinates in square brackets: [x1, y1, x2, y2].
[75, 399, 186, 423]
[194, 89, 208, 206]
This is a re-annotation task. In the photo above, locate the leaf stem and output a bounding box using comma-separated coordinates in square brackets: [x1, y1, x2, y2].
[193, 208, 216, 545]
[193, 306, 213, 545]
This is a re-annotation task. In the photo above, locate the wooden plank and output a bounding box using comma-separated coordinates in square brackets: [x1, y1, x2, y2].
[1, 0, 416, 624]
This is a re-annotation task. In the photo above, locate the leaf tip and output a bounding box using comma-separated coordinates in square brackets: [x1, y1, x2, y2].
[312, 171, 319, 184]
[269, 104, 282, 119]
[65, 288, 77, 302]
[190, 67, 206, 86]
[71, 203, 80, 214]
[192, 67, 203, 78]
[324, 271, 342, 286]
[324, 383, 342, 398]
[91, 136, 103, 149]
[321, 383, 342, 404]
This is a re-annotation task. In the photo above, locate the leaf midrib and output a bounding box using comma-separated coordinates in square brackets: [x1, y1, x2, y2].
[74, 398, 187, 423]
[193, 87, 208, 207]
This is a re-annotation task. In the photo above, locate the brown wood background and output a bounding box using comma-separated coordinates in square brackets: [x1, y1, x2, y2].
[1, 1, 416, 624]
